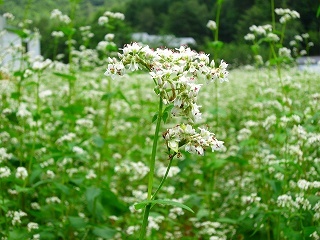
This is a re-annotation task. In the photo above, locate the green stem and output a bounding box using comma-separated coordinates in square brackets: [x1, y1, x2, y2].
[151, 153, 176, 200]
[214, 0, 223, 42]
[139, 97, 163, 240]
[271, 0, 276, 30]
[280, 23, 286, 45]
[215, 80, 219, 128]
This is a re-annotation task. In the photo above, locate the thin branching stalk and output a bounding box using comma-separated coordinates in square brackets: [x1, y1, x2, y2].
[139, 97, 163, 240]
[151, 152, 176, 200]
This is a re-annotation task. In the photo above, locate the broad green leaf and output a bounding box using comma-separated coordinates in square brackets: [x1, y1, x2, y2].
[54, 182, 70, 195]
[196, 208, 209, 219]
[68, 216, 87, 229]
[92, 226, 117, 239]
[134, 199, 194, 213]
[85, 187, 101, 203]
[317, 5, 320, 18]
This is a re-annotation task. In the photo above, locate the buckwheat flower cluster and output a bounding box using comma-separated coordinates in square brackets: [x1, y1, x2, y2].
[3, 12, 15, 21]
[15, 167, 28, 180]
[0, 167, 11, 178]
[103, 11, 125, 20]
[50, 9, 71, 24]
[105, 42, 228, 122]
[278, 47, 292, 58]
[51, 31, 64, 38]
[32, 57, 52, 71]
[0, 147, 13, 163]
[163, 124, 224, 155]
[244, 33, 255, 41]
[6, 210, 27, 225]
[27, 222, 39, 232]
[275, 8, 300, 24]
[249, 24, 272, 36]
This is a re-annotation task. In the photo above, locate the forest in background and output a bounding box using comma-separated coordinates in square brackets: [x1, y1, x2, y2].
[0, 0, 319, 65]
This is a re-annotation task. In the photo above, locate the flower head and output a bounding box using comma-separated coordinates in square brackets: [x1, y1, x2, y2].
[105, 42, 228, 122]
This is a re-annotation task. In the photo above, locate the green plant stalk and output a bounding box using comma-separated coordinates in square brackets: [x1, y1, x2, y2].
[151, 152, 176, 200]
[271, 0, 276, 30]
[1, 180, 9, 236]
[280, 23, 286, 45]
[53, 38, 58, 62]
[139, 97, 163, 240]
[214, 0, 223, 42]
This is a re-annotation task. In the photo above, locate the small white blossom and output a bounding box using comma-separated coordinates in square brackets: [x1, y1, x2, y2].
[206, 20, 217, 30]
[16, 167, 28, 180]
[27, 222, 39, 232]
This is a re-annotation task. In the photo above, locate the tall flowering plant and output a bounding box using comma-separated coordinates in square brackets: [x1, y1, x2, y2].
[105, 42, 228, 239]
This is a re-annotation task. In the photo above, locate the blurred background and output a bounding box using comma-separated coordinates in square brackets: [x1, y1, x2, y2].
[0, 0, 319, 66]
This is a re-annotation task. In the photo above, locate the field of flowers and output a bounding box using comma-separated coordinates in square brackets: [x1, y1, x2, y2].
[1, 5, 320, 240]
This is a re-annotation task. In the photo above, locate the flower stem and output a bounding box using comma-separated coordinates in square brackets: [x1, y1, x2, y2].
[139, 97, 163, 239]
[151, 153, 176, 200]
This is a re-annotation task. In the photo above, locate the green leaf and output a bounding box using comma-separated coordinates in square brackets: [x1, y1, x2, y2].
[8, 229, 28, 240]
[54, 182, 70, 195]
[101, 92, 115, 101]
[196, 208, 209, 219]
[217, 217, 238, 224]
[317, 5, 320, 18]
[162, 111, 169, 123]
[134, 199, 194, 213]
[92, 135, 104, 148]
[152, 113, 158, 123]
[92, 226, 117, 239]
[10, 92, 21, 100]
[163, 104, 174, 113]
[117, 90, 132, 106]
[85, 187, 101, 203]
[68, 216, 87, 229]
[53, 72, 76, 81]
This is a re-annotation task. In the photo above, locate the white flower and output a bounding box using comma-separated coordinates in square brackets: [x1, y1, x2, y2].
[163, 124, 224, 155]
[0, 167, 11, 178]
[244, 33, 255, 41]
[98, 16, 109, 25]
[206, 20, 217, 30]
[86, 169, 97, 179]
[278, 47, 291, 58]
[72, 146, 86, 155]
[16, 167, 28, 180]
[46, 196, 61, 204]
[3, 12, 15, 20]
[105, 33, 115, 41]
[6, 210, 27, 225]
[51, 31, 64, 38]
[27, 222, 39, 232]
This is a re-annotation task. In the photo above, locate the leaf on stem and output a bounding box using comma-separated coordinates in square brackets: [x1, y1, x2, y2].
[152, 113, 158, 123]
[53, 72, 76, 81]
[134, 199, 194, 213]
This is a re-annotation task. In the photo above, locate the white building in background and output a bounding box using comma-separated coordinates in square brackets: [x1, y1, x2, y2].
[0, 16, 41, 70]
[132, 32, 196, 48]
